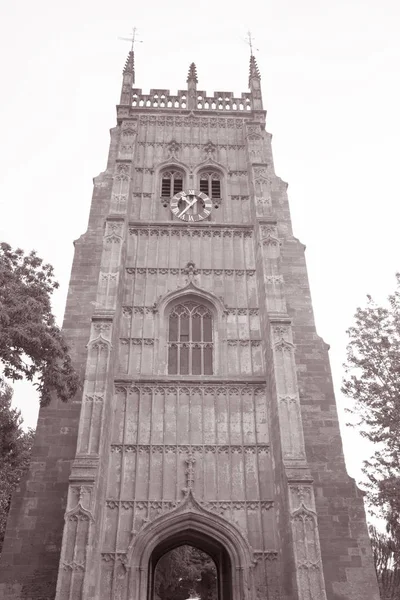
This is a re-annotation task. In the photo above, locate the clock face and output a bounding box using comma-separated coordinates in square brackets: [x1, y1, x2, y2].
[170, 189, 212, 222]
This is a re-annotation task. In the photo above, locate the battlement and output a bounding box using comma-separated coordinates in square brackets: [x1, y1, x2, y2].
[131, 88, 252, 111]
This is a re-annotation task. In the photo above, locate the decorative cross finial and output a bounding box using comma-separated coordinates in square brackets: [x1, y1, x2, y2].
[246, 31, 255, 56]
[118, 27, 143, 52]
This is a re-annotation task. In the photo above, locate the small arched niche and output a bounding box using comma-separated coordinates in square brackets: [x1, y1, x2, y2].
[153, 542, 219, 600]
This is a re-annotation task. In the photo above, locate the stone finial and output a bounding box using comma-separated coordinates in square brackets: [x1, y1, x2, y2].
[187, 62, 198, 84]
[248, 54, 261, 87]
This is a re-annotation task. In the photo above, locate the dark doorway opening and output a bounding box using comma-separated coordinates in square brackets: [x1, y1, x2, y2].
[153, 544, 217, 600]
[148, 529, 233, 600]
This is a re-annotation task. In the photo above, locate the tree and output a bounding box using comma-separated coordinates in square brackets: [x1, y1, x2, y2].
[154, 545, 217, 600]
[342, 273, 400, 545]
[0, 242, 79, 406]
[369, 525, 400, 600]
[0, 383, 35, 555]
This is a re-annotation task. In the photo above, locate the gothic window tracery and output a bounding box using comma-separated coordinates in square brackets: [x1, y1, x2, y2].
[168, 300, 213, 375]
[161, 169, 184, 197]
[199, 170, 222, 200]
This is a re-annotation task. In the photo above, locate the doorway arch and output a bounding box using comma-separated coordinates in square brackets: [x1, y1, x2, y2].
[126, 492, 255, 600]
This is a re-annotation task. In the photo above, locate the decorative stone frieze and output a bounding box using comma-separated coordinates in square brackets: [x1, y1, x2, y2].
[110, 443, 269, 455]
[125, 267, 256, 276]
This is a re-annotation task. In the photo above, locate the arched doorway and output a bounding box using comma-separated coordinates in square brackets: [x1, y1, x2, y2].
[126, 492, 255, 600]
[153, 543, 218, 600]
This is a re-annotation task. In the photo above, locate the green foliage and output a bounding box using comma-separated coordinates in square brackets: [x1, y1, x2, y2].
[154, 545, 217, 600]
[0, 383, 35, 554]
[0, 242, 79, 406]
[342, 273, 400, 543]
[369, 525, 400, 599]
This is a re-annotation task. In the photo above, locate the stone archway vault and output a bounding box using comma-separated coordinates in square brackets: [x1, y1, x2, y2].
[126, 492, 256, 600]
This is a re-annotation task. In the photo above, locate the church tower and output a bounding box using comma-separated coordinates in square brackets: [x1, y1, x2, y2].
[0, 50, 379, 600]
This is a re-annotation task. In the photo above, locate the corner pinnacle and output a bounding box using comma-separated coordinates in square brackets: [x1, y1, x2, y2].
[123, 50, 135, 77]
[249, 54, 261, 88]
[187, 62, 198, 84]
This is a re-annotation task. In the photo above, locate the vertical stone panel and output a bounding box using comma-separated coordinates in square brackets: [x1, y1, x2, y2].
[121, 450, 136, 498]
[126, 388, 139, 443]
[108, 450, 122, 498]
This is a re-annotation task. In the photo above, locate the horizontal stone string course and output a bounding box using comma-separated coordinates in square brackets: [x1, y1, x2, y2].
[122, 306, 259, 315]
[110, 444, 270, 454]
[101, 550, 278, 563]
[227, 340, 262, 346]
[136, 141, 246, 150]
[137, 115, 245, 128]
[123, 338, 155, 345]
[105, 500, 274, 510]
[252, 551, 279, 563]
[114, 384, 266, 395]
[128, 227, 254, 237]
[125, 267, 256, 276]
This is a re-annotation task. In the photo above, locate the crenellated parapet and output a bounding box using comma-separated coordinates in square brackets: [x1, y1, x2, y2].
[126, 88, 253, 112]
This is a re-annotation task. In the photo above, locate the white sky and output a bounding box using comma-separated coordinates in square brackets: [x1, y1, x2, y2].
[1, 0, 399, 486]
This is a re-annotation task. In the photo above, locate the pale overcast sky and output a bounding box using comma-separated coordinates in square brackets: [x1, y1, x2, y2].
[0, 0, 399, 485]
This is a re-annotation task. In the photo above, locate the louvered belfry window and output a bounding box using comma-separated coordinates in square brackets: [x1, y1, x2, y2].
[168, 301, 213, 375]
[161, 170, 184, 197]
[199, 171, 221, 199]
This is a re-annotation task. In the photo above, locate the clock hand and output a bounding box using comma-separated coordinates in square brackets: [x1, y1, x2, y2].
[179, 197, 197, 217]
[180, 193, 190, 205]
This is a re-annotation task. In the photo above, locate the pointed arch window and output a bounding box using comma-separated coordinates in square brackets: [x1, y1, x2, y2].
[168, 301, 213, 375]
[161, 169, 184, 198]
[199, 171, 222, 200]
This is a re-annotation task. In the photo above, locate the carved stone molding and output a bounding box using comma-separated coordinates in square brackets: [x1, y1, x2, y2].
[137, 141, 246, 150]
[135, 167, 154, 174]
[111, 193, 128, 211]
[126, 338, 155, 346]
[62, 561, 86, 571]
[252, 550, 279, 565]
[114, 163, 131, 181]
[115, 383, 266, 396]
[110, 444, 269, 455]
[121, 121, 137, 136]
[231, 195, 250, 201]
[122, 305, 157, 315]
[273, 339, 295, 353]
[126, 267, 256, 276]
[106, 499, 273, 511]
[84, 394, 104, 403]
[227, 339, 262, 347]
[101, 553, 128, 566]
[138, 115, 244, 129]
[128, 226, 253, 238]
[225, 308, 259, 315]
[229, 170, 248, 177]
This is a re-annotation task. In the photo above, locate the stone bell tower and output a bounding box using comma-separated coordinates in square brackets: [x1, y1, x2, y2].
[0, 50, 380, 600]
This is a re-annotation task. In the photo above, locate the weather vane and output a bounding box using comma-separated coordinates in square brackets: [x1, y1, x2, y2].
[118, 27, 143, 51]
[244, 30, 259, 54]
